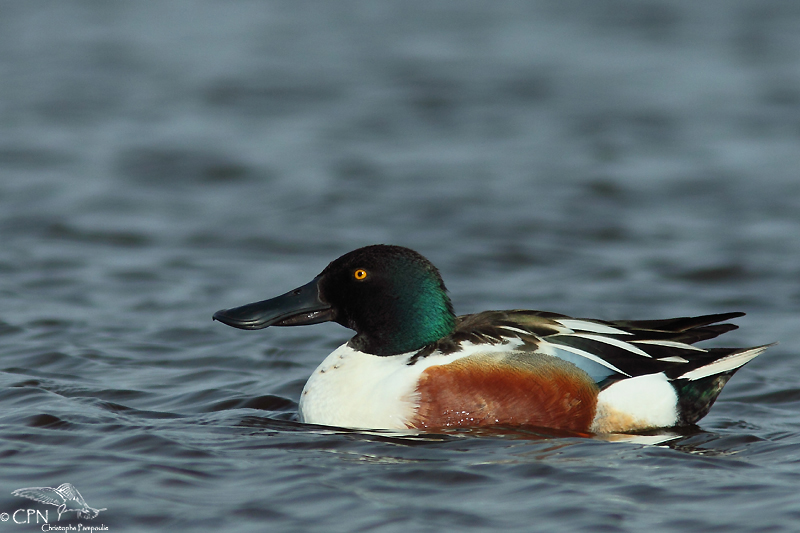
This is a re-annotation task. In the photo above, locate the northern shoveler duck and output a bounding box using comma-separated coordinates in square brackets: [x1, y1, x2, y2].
[213, 245, 771, 433]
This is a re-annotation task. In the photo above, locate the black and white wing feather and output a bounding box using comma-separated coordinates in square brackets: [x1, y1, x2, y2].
[421, 310, 768, 386]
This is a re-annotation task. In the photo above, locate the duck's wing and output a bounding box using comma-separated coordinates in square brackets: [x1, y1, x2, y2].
[433, 310, 763, 385]
[604, 312, 744, 345]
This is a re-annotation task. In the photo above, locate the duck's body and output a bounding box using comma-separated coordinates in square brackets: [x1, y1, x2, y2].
[298, 310, 767, 432]
[214, 245, 770, 433]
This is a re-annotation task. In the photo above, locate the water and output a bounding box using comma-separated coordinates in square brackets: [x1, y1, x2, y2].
[1, 1, 800, 531]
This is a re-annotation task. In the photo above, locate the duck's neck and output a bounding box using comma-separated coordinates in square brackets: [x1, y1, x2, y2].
[350, 284, 456, 356]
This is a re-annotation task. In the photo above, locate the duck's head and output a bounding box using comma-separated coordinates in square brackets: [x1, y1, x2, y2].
[213, 245, 456, 356]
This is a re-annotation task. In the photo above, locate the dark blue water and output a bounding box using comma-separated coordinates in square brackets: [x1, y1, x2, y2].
[2, 2, 800, 531]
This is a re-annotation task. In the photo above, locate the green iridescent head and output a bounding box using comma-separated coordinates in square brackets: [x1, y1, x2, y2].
[213, 245, 456, 356]
[318, 245, 456, 355]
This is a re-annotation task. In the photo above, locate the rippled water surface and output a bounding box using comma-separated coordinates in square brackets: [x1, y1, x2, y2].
[2, 2, 800, 532]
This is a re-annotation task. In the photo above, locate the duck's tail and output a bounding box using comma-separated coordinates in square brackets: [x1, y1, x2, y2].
[671, 344, 772, 425]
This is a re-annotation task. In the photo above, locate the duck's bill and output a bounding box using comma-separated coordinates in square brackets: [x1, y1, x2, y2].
[213, 276, 334, 330]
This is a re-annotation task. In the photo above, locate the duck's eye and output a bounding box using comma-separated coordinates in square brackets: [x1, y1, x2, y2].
[353, 269, 368, 281]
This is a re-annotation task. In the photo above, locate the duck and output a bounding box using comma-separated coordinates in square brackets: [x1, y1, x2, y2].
[213, 244, 771, 433]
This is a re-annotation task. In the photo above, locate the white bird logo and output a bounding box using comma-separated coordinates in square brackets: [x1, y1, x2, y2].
[11, 483, 106, 521]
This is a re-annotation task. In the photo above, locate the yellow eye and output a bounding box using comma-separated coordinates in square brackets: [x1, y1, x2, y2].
[354, 269, 368, 280]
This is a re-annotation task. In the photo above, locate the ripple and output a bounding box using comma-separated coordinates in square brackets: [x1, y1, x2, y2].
[26, 413, 74, 429]
[116, 147, 259, 186]
[0, 146, 76, 169]
[206, 394, 296, 413]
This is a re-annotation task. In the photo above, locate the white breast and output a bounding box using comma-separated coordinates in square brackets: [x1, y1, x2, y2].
[298, 340, 523, 430]
[298, 344, 420, 429]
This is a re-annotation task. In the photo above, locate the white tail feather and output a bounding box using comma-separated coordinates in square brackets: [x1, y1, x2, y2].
[677, 344, 773, 381]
